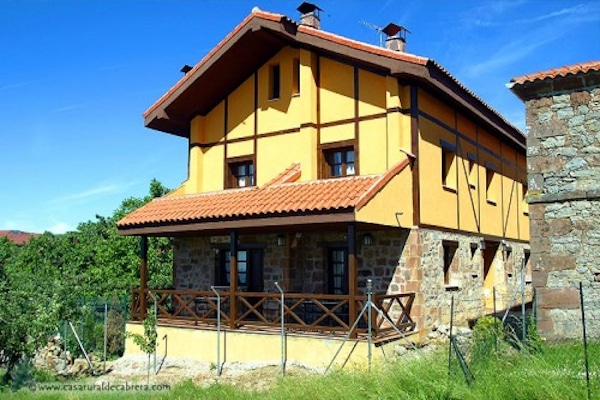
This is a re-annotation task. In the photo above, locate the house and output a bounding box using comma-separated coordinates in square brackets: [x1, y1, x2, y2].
[509, 60, 600, 339]
[118, 3, 530, 366]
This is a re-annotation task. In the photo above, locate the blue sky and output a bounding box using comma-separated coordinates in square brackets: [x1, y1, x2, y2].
[1, 0, 599, 234]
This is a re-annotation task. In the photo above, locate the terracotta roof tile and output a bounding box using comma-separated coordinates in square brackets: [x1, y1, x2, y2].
[510, 60, 600, 86]
[0, 230, 39, 245]
[118, 175, 381, 228]
[263, 163, 302, 186]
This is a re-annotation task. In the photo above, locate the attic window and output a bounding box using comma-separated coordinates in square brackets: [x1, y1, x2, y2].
[269, 64, 281, 100]
[485, 162, 498, 205]
[292, 58, 300, 95]
[441, 140, 457, 191]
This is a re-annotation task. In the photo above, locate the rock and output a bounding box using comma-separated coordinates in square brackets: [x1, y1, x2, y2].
[55, 359, 67, 373]
[70, 358, 90, 375]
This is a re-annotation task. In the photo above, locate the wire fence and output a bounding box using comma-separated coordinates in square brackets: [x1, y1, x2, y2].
[56, 298, 129, 364]
[447, 282, 600, 399]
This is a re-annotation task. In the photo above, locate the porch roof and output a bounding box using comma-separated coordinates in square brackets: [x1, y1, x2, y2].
[117, 160, 409, 236]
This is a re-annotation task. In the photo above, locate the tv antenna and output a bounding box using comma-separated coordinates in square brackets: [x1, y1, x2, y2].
[359, 20, 385, 47]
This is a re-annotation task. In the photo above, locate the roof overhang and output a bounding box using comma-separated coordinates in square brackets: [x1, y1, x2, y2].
[144, 10, 525, 148]
[118, 211, 355, 237]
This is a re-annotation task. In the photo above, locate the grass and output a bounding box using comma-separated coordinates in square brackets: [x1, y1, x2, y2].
[1, 341, 599, 399]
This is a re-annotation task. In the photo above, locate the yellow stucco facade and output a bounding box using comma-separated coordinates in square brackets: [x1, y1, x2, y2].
[125, 322, 398, 370]
[174, 44, 527, 240]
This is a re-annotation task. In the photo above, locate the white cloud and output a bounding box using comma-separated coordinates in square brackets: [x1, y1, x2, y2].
[54, 104, 84, 113]
[465, 33, 560, 78]
[0, 81, 34, 91]
[48, 222, 72, 234]
[55, 184, 121, 203]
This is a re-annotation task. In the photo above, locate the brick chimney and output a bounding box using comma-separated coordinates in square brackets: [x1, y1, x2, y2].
[382, 23, 409, 52]
[297, 2, 322, 29]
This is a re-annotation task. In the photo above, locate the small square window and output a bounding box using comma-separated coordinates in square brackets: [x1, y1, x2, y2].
[292, 58, 300, 95]
[323, 146, 355, 178]
[440, 140, 457, 191]
[269, 64, 280, 100]
[485, 162, 498, 205]
[467, 153, 477, 189]
[443, 241, 458, 286]
[522, 182, 529, 215]
[228, 159, 255, 188]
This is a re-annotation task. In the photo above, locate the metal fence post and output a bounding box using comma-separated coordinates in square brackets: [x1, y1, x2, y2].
[211, 286, 222, 376]
[274, 282, 286, 378]
[367, 279, 373, 372]
[103, 303, 108, 373]
[520, 258, 526, 344]
[580, 282, 591, 400]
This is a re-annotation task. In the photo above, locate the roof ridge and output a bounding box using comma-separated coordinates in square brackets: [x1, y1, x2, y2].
[262, 162, 302, 187]
[298, 25, 429, 65]
[355, 159, 410, 210]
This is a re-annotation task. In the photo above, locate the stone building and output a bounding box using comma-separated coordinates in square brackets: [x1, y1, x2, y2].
[509, 60, 600, 339]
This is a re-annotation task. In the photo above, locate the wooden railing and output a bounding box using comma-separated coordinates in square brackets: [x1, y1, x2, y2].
[131, 289, 416, 337]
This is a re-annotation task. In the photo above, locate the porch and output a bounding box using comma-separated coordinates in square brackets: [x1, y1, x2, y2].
[131, 288, 416, 339]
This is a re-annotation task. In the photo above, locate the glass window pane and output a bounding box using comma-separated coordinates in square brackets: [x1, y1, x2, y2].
[346, 150, 354, 163]
[238, 176, 246, 187]
[334, 277, 342, 288]
[238, 251, 247, 261]
[238, 165, 247, 176]
[239, 273, 247, 285]
[332, 165, 342, 176]
[238, 262, 247, 274]
[346, 163, 355, 175]
[334, 251, 343, 262]
[333, 151, 342, 164]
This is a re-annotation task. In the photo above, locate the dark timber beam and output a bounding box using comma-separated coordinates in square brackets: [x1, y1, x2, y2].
[347, 223, 357, 338]
[140, 235, 148, 319]
[229, 230, 238, 329]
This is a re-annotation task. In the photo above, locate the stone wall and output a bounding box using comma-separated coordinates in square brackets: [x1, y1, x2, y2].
[172, 228, 530, 335]
[415, 228, 530, 330]
[525, 86, 600, 338]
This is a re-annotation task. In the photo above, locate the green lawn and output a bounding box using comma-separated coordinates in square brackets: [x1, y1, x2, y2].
[3, 342, 599, 400]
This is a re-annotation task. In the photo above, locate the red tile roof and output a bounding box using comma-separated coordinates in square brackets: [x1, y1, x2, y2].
[117, 160, 410, 230]
[510, 60, 600, 86]
[0, 230, 38, 245]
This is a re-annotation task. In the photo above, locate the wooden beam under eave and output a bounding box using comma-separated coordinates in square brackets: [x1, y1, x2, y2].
[347, 222, 357, 338]
[229, 230, 238, 329]
[140, 235, 149, 318]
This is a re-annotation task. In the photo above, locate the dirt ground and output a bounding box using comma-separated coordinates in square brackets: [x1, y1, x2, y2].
[96, 355, 320, 392]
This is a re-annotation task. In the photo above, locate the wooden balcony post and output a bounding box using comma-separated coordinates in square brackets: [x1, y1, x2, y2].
[140, 235, 148, 319]
[229, 230, 238, 329]
[347, 223, 357, 338]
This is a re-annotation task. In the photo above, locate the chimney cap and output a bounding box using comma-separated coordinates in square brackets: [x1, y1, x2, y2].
[382, 23, 410, 38]
[180, 64, 193, 74]
[297, 2, 322, 15]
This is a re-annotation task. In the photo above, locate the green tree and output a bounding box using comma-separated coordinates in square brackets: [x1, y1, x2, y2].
[0, 179, 173, 384]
